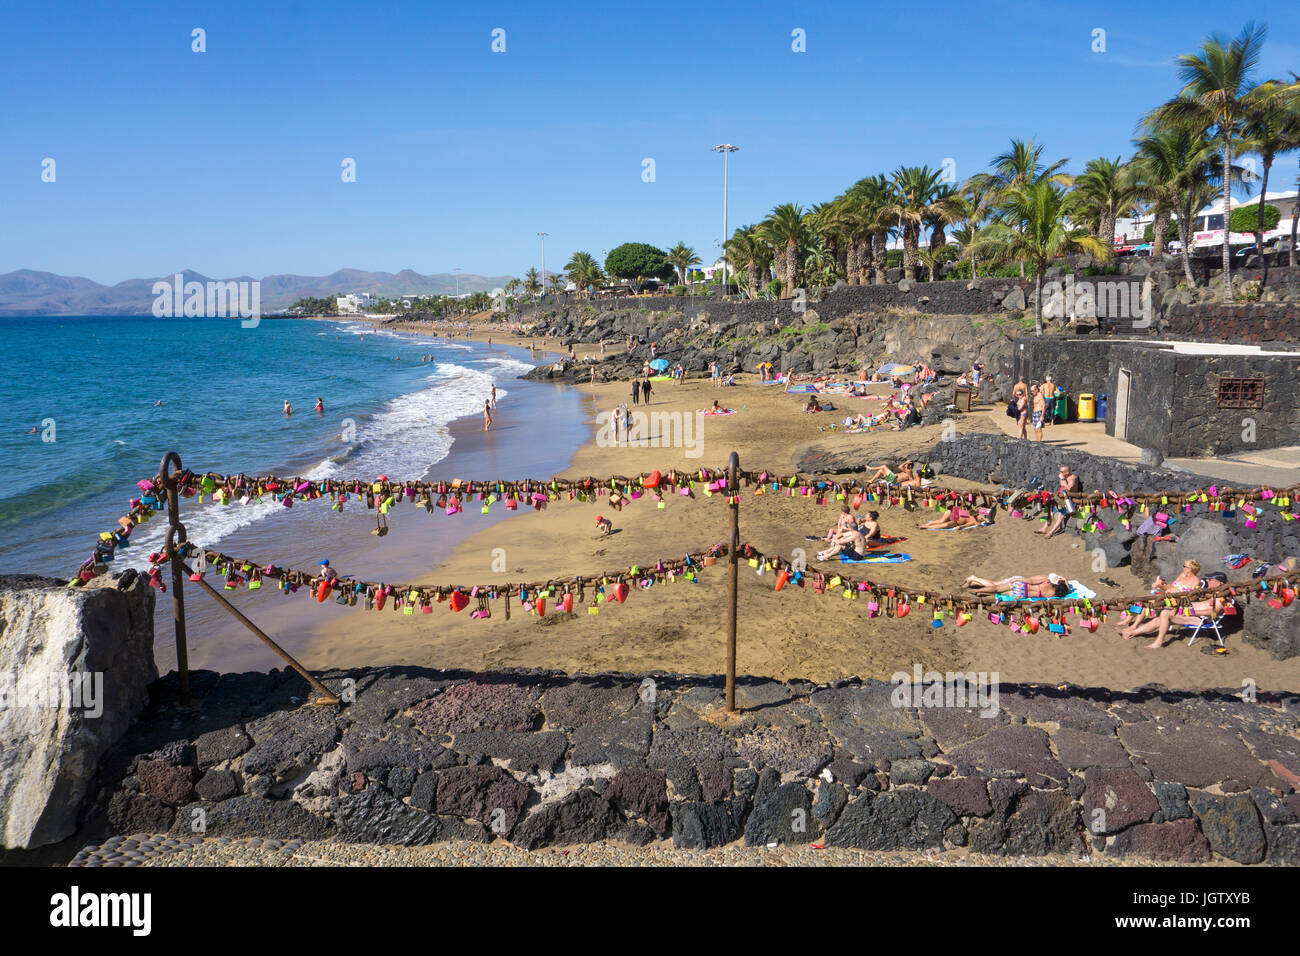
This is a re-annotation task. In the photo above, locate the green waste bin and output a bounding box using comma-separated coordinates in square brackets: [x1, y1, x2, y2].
[1077, 393, 1096, 422]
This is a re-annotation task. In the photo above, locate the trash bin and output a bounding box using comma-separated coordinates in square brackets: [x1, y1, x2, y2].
[1077, 393, 1096, 422]
[954, 387, 972, 412]
[1096, 393, 1108, 420]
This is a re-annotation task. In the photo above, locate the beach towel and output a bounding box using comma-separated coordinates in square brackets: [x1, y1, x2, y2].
[923, 521, 992, 531]
[840, 552, 912, 564]
[702, 409, 736, 416]
[786, 384, 819, 393]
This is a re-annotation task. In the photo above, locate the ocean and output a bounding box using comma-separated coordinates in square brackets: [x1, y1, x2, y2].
[0, 316, 591, 670]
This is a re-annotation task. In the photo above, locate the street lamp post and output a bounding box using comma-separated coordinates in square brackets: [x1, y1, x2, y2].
[538, 232, 548, 295]
[711, 144, 738, 292]
[454, 267, 462, 298]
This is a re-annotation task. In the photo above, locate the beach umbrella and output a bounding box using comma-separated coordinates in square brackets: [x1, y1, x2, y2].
[876, 362, 914, 375]
[649, 358, 669, 372]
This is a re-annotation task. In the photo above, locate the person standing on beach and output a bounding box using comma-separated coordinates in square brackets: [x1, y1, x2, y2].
[642, 378, 652, 404]
[490, 384, 498, 410]
[1030, 385, 1046, 441]
[1016, 392, 1029, 439]
[630, 379, 640, 406]
[1043, 375, 1059, 427]
[590, 366, 596, 386]
[483, 400, 494, 432]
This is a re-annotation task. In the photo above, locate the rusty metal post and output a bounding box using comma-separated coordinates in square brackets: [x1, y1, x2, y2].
[179, 559, 341, 706]
[160, 452, 191, 706]
[725, 451, 739, 713]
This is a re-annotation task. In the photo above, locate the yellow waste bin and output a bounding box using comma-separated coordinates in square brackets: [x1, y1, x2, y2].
[1077, 393, 1096, 423]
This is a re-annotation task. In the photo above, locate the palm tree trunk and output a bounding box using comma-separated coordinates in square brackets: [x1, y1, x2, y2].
[860, 235, 873, 285]
[749, 264, 762, 300]
[1178, 200, 1196, 287]
[1221, 139, 1233, 301]
[846, 242, 860, 286]
[1254, 160, 1271, 258]
[1034, 270, 1044, 337]
[902, 226, 917, 281]
[1292, 179, 1299, 267]
[787, 241, 798, 296]
[1151, 210, 1170, 258]
[873, 230, 888, 284]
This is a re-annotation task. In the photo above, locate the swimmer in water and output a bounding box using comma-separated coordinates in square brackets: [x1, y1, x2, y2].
[28, 426, 38, 434]
[283, 400, 293, 416]
[314, 397, 323, 413]
[153, 400, 163, 407]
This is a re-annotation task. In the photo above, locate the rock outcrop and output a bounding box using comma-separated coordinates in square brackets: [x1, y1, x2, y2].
[1, 573, 156, 849]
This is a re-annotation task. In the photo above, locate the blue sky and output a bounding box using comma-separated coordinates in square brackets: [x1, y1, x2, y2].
[3, 0, 1297, 283]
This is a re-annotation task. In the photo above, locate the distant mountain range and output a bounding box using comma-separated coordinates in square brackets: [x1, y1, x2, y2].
[0, 268, 517, 316]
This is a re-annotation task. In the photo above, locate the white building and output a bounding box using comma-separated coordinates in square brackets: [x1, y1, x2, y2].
[1114, 191, 1297, 250]
[335, 292, 374, 314]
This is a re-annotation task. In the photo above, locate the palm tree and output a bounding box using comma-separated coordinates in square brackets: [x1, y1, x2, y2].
[969, 138, 1072, 276]
[724, 225, 775, 300]
[966, 181, 1113, 336]
[885, 166, 960, 281]
[1240, 79, 1300, 258]
[564, 251, 602, 298]
[1132, 128, 1223, 286]
[664, 242, 702, 288]
[522, 267, 541, 296]
[952, 178, 997, 278]
[1144, 21, 1269, 299]
[802, 237, 840, 289]
[1070, 157, 1142, 248]
[758, 203, 807, 297]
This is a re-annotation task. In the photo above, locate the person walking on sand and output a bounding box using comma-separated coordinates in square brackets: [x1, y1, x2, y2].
[490, 384, 497, 410]
[630, 379, 640, 406]
[641, 378, 652, 404]
[483, 400, 494, 432]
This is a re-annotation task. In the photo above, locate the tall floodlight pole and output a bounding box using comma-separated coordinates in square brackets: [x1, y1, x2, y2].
[538, 232, 548, 295]
[454, 267, 462, 298]
[712, 144, 738, 291]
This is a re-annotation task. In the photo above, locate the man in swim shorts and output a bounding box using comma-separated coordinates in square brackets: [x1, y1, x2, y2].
[818, 523, 867, 562]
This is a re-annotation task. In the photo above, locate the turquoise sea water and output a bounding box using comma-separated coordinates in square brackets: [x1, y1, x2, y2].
[0, 316, 579, 581]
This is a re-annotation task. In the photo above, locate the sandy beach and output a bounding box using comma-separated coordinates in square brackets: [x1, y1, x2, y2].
[296, 342, 1300, 694]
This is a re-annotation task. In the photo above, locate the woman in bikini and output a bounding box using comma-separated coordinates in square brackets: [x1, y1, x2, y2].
[964, 573, 1069, 599]
[1113, 560, 1202, 630]
[1120, 573, 1226, 648]
[920, 504, 979, 530]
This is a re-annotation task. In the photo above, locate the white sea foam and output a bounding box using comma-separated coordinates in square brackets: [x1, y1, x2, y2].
[122, 358, 526, 566]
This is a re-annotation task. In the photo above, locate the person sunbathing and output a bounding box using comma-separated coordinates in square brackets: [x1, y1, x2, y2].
[1120, 575, 1227, 649]
[820, 505, 857, 541]
[963, 573, 1069, 599]
[1111, 560, 1202, 629]
[818, 525, 867, 562]
[858, 511, 882, 541]
[864, 462, 899, 482]
[920, 504, 979, 530]
[805, 396, 823, 413]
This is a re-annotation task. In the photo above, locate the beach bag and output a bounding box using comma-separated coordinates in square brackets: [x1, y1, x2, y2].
[1005, 399, 1018, 419]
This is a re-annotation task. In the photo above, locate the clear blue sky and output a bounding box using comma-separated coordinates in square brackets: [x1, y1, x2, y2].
[3, 0, 1297, 284]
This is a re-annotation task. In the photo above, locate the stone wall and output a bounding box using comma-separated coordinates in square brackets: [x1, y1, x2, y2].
[1012, 336, 1300, 456]
[1165, 302, 1300, 343]
[71, 666, 1300, 865]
